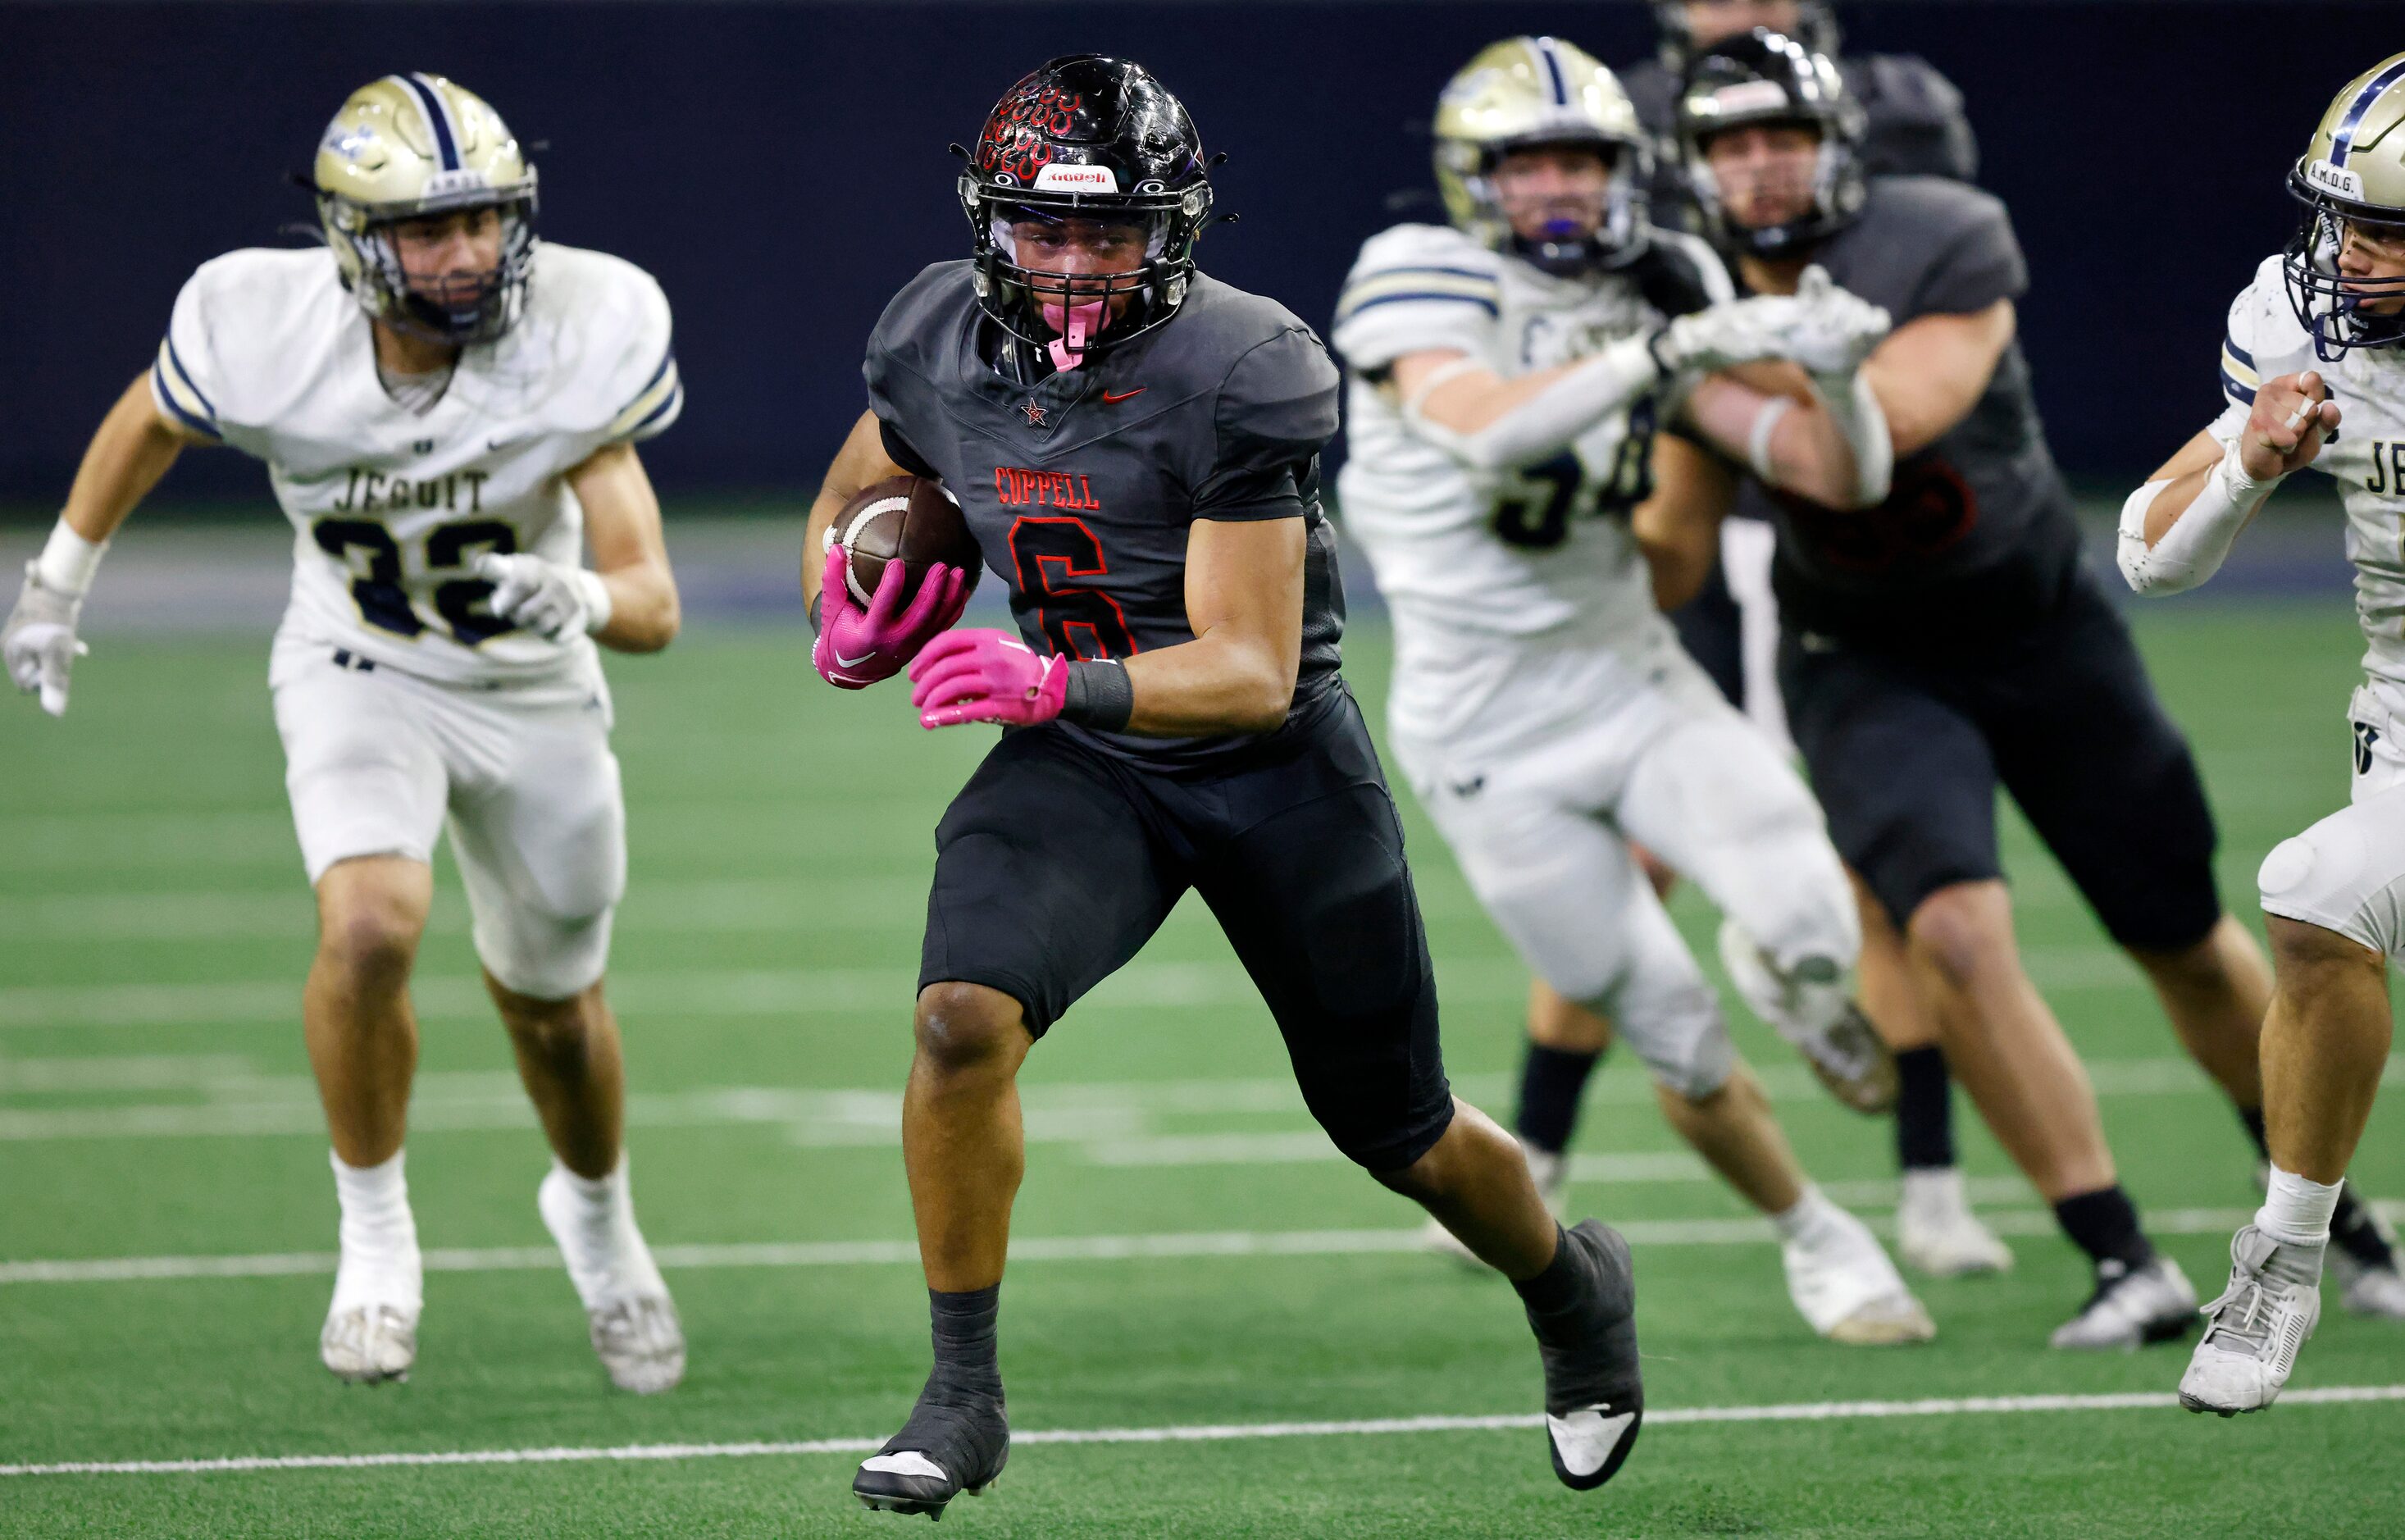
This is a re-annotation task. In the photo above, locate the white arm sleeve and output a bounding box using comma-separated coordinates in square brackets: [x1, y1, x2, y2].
[2117, 438, 2282, 596]
[1403, 336, 1661, 473]
[1815, 369, 1895, 506]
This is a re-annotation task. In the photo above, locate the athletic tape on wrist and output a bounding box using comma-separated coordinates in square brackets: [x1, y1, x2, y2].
[572, 568, 614, 636]
[1059, 658, 1134, 731]
[1745, 396, 1796, 481]
[35, 517, 107, 597]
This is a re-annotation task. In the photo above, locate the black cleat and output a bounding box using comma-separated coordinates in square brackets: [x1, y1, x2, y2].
[853, 1383, 1009, 1520]
[1527, 1219, 1644, 1492]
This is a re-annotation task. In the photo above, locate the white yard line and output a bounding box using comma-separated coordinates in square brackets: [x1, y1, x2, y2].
[1, 1205, 2336, 1287]
[2, 1052, 2371, 1143]
[7, 1384, 2401, 1478]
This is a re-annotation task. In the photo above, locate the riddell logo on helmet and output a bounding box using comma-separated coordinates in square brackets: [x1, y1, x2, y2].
[1707, 80, 1793, 117]
[1034, 164, 1120, 194]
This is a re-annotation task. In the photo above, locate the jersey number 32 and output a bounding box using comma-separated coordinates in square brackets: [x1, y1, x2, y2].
[312, 517, 519, 645]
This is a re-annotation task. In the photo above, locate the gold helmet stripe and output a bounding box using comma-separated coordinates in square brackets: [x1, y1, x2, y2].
[391, 72, 465, 171]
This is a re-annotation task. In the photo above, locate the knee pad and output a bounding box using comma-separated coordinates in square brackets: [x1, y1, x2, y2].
[2259, 825, 2403, 958]
[1613, 979, 1737, 1101]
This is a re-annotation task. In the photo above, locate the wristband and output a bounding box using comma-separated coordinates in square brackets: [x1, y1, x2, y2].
[35, 517, 107, 597]
[569, 568, 614, 636]
[1059, 658, 1134, 731]
[1744, 396, 1796, 481]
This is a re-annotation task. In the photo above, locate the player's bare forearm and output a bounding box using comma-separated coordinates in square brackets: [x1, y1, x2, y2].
[61, 376, 199, 544]
[804, 410, 911, 609]
[567, 442, 680, 653]
[1633, 432, 1736, 610]
[1683, 370, 1870, 510]
[1861, 300, 2015, 458]
[1118, 517, 1305, 736]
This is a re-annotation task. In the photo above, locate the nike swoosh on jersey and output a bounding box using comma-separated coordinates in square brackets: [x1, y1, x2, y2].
[1102, 388, 1147, 404]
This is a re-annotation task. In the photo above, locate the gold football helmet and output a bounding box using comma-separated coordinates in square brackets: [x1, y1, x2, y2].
[312, 74, 539, 345]
[2288, 52, 2405, 358]
[1433, 36, 1653, 275]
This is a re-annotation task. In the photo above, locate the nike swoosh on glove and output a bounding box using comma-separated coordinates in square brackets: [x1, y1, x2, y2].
[813, 546, 970, 690]
[473, 552, 613, 641]
[907, 629, 1067, 729]
[3, 563, 87, 718]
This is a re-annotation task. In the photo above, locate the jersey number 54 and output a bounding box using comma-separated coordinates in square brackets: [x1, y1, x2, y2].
[1491, 399, 1656, 552]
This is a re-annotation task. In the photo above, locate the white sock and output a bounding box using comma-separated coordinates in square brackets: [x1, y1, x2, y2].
[541, 1155, 666, 1307]
[330, 1148, 421, 1313]
[2257, 1164, 2343, 1248]
[1770, 1183, 1838, 1242]
[1901, 1167, 1965, 1206]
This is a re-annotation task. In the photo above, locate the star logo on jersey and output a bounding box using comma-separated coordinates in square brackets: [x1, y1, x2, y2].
[1019, 401, 1048, 428]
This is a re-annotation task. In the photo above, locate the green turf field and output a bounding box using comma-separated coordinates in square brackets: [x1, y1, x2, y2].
[2, 605, 2401, 1538]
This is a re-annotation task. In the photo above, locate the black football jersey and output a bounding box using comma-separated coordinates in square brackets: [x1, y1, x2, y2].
[863, 263, 1346, 766]
[1705, 178, 2086, 648]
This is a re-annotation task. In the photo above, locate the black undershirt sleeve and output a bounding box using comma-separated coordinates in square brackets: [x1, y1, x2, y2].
[879, 417, 939, 480]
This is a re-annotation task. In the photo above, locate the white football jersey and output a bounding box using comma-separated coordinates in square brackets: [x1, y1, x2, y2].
[151, 242, 682, 688]
[2216, 253, 2405, 710]
[1330, 222, 1729, 745]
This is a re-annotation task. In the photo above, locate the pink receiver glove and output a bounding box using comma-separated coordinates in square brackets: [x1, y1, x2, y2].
[812, 546, 971, 690]
[908, 629, 1069, 729]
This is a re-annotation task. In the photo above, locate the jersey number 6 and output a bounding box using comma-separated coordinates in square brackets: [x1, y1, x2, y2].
[312, 518, 520, 645]
[1008, 516, 1138, 660]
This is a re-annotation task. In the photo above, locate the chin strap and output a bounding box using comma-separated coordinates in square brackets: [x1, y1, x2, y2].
[1041, 300, 1106, 371]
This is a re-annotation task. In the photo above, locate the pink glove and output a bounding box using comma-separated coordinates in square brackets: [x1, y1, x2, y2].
[908, 628, 1068, 729]
[813, 546, 970, 690]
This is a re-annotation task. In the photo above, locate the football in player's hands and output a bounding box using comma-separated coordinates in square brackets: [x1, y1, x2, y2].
[824, 476, 983, 610]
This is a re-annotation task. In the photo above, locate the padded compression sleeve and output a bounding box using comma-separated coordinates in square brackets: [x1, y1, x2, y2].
[1404, 336, 1661, 473]
[2116, 440, 2281, 596]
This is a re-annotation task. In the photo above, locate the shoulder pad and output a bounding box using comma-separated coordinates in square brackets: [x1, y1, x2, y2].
[868, 261, 979, 380]
[1627, 231, 1730, 317]
[2223, 253, 2312, 401]
[524, 245, 681, 440]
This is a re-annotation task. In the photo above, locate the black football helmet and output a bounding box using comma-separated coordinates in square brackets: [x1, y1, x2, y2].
[1678, 29, 1867, 258]
[960, 56, 1215, 367]
[1653, 1, 1840, 75]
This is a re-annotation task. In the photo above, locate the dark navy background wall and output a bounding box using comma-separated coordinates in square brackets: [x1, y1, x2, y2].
[0, 1, 2381, 505]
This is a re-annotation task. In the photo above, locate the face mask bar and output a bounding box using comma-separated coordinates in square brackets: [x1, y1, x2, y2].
[964, 180, 1205, 369]
[2284, 183, 2405, 362]
[1473, 138, 1652, 278]
[1688, 124, 1855, 257]
[327, 194, 538, 347]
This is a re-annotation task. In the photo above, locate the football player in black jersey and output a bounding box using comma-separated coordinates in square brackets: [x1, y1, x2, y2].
[799, 57, 1645, 1518]
[1637, 29, 2405, 1348]
[1523, 0, 2002, 1282]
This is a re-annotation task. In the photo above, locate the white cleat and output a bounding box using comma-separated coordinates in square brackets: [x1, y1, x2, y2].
[1781, 1201, 1936, 1346]
[2332, 1247, 2405, 1319]
[2181, 1227, 2323, 1415]
[538, 1164, 686, 1395]
[1896, 1168, 2015, 1278]
[585, 1294, 686, 1396]
[1716, 920, 1896, 1115]
[2049, 1256, 2198, 1351]
[320, 1302, 419, 1385]
[1422, 1144, 1566, 1271]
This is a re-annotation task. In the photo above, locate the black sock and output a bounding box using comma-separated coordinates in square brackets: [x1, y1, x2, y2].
[1512, 1223, 1582, 1315]
[2053, 1187, 2154, 1273]
[2331, 1184, 2398, 1269]
[927, 1284, 1003, 1401]
[2237, 1105, 2271, 1160]
[1893, 1046, 1956, 1171]
[1516, 1044, 1603, 1157]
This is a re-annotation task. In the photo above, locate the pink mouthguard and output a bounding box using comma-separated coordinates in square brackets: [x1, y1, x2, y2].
[1041, 299, 1106, 371]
